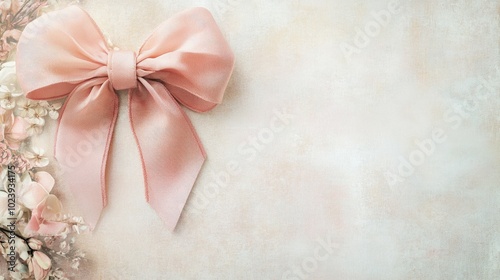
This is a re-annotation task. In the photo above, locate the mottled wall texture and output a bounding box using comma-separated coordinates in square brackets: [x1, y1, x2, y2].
[36, 0, 500, 279]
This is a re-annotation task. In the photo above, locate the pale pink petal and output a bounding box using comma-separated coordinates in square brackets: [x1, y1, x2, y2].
[8, 116, 29, 140]
[28, 256, 34, 275]
[28, 238, 43, 250]
[34, 171, 55, 193]
[24, 212, 41, 236]
[25, 196, 66, 236]
[5, 139, 20, 150]
[40, 195, 62, 220]
[19, 182, 48, 209]
[37, 220, 67, 236]
[33, 251, 51, 270]
[33, 265, 44, 280]
[33, 251, 51, 280]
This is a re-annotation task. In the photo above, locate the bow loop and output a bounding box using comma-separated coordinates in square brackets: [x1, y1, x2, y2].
[16, 6, 109, 100]
[16, 6, 234, 231]
[137, 7, 234, 112]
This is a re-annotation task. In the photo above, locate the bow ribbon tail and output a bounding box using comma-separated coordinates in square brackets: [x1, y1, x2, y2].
[54, 79, 119, 230]
[129, 79, 206, 230]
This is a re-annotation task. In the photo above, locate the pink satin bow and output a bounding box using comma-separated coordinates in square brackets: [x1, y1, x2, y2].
[16, 6, 234, 230]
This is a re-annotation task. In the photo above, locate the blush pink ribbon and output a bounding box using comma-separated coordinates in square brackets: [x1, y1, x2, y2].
[15, 6, 234, 230]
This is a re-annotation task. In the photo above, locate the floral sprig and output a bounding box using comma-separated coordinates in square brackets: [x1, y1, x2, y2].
[0, 76, 89, 280]
[0, 0, 49, 62]
[0, 1, 88, 279]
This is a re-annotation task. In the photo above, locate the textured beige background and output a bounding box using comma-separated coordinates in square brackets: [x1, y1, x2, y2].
[35, 0, 500, 279]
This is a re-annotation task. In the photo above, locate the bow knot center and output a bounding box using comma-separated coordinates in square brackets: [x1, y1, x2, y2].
[107, 50, 137, 90]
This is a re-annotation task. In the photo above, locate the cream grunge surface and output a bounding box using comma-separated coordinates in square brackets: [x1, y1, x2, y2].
[2, 0, 500, 279]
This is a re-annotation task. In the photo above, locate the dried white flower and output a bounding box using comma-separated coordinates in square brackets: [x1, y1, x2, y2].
[16, 99, 36, 118]
[24, 147, 49, 167]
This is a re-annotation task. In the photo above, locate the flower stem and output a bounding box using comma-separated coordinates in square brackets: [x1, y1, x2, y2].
[0, 226, 34, 256]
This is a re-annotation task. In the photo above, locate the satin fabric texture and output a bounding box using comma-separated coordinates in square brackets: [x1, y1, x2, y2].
[15, 6, 234, 230]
